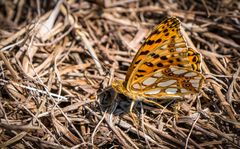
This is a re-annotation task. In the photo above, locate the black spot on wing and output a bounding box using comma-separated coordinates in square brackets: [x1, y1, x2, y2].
[153, 54, 159, 58]
[155, 38, 162, 43]
[157, 62, 163, 67]
[160, 56, 168, 60]
[146, 40, 154, 45]
[140, 50, 150, 55]
[136, 74, 144, 77]
[135, 59, 141, 64]
[144, 62, 154, 67]
[138, 69, 146, 72]
[150, 29, 161, 36]
[150, 53, 159, 58]
[162, 18, 168, 24]
[178, 64, 184, 67]
[176, 58, 181, 62]
[183, 82, 191, 88]
[150, 53, 155, 57]
[163, 29, 168, 33]
[192, 56, 197, 62]
[169, 21, 179, 28]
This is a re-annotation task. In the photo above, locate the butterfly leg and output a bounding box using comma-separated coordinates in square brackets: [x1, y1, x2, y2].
[129, 100, 135, 114]
[129, 100, 141, 126]
[142, 98, 173, 113]
[173, 101, 180, 121]
[143, 99, 164, 109]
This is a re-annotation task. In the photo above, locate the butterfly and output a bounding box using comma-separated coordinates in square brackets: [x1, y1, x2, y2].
[111, 17, 204, 115]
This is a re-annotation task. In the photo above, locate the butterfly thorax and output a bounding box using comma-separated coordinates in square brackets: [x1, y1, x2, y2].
[112, 79, 138, 100]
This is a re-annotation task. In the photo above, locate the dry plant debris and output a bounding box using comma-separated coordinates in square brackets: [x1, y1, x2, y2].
[0, 0, 240, 148]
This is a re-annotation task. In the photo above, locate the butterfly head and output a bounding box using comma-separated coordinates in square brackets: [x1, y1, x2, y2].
[111, 79, 126, 93]
[111, 79, 136, 99]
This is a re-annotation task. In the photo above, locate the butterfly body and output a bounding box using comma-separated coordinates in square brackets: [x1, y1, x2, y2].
[111, 17, 204, 112]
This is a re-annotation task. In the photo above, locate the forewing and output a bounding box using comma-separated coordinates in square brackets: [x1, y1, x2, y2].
[125, 17, 195, 89]
[125, 17, 181, 82]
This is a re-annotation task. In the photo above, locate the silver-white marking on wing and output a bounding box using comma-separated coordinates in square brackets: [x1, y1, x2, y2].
[173, 69, 188, 75]
[142, 77, 158, 86]
[158, 80, 176, 87]
[181, 88, 188, 93]
[184, 72, 197, 77]
[153, 72, 163, 77]
[165, 88, 178, 94]
[133, 83, 140, 89]
[144, 89, 161, 95]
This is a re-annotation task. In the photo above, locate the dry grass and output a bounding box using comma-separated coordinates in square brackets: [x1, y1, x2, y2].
[0, 0, 240, 148]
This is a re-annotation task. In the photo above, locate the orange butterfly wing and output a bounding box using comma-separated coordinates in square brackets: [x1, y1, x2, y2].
[122, 17, 204, 97]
